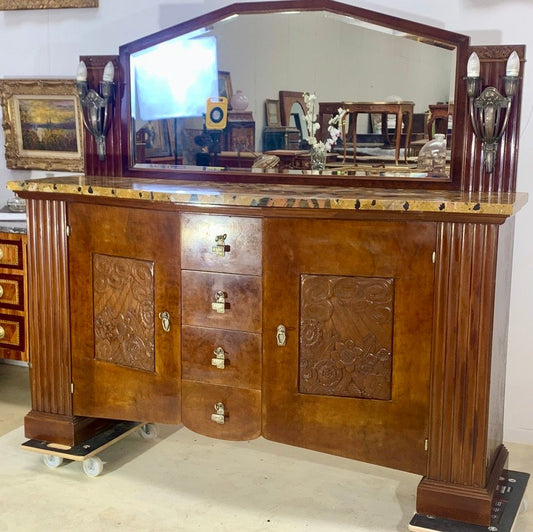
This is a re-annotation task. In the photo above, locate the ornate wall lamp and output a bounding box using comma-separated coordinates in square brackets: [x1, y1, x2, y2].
[76, 60, 115, 161]
[466, 50, 520, 173]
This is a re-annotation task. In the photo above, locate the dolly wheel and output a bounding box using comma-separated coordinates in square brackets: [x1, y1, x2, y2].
[43, 454, 63, 469]
[139, 423, 158, 440]
[82, 456, 104, 477]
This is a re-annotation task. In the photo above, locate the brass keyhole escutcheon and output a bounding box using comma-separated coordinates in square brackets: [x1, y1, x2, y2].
[211, 347, 226, 369]
[211, 402, 226, 424]
[158, 311, 171, 332]
[211, 234, 230, 257]
[0, 326, 5, 339]
[0, 285, 4, 299]
[211, 291, 228, 314]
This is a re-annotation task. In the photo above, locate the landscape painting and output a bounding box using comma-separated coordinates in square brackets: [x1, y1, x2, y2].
[0, 79, 84, 171]
[17, 96, 78, 153]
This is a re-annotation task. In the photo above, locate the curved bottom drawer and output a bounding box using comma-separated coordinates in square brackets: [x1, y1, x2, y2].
[182, 380, 261, 441]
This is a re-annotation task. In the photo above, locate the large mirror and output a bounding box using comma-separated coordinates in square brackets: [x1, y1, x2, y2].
[119, 0, 469, 185]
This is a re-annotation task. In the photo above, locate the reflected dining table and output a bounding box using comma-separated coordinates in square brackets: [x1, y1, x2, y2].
[319, 101, 414, 165]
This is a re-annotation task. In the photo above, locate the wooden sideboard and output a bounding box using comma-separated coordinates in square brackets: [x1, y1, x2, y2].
[9, 176, 527, 527]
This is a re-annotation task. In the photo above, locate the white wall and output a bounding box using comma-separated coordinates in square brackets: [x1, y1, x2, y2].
[0, 0, 531, 444]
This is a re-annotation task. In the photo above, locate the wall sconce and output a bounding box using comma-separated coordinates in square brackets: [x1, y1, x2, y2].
[76, 60, 115, 161]
[465, 50, 520, 173]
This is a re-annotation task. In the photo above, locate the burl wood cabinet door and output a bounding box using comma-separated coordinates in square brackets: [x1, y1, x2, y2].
[263, 218, 436, 475]
[68, 203, 181, 423]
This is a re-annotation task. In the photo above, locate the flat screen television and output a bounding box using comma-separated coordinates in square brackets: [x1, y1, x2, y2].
[131, 34, 218, 121]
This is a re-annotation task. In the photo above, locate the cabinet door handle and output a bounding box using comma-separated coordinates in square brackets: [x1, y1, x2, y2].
[0, 285, 3, 299]
[276, 324, 286, 346]
[0, 326, 5, 339]
[158, 311, 171, 332]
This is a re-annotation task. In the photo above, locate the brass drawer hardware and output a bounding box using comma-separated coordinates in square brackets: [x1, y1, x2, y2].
[211, 291, 228, 314]
[158, 311, 171, 332]
[211, 402, 226, 424]
[0, 326, 5, 339]
[0, 285, 4, 299]
[276, 324, 286, 346]
[211, 346, 226, 369]
[0, 247, 3, 260]
[211, 234, 230, 257]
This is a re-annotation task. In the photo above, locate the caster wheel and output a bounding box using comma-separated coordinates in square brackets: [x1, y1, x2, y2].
[139, 423, 158, 440]
[43, 454, 63, 469]
[82, 456, 104, 477]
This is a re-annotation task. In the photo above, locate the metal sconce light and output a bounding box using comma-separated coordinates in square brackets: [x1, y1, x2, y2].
[466, 50, 520, 173]
[76, 60, 115, 161]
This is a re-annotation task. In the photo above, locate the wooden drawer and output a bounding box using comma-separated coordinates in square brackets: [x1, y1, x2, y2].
[182, 380, 261, 440]
[181, 214, 262, 275]
[0, 273, 24, 310]
[0, 238, 23, 270]
[182, 325, 261, 389]
[0, 313, 25, 352]
[182, 270, 262, 332]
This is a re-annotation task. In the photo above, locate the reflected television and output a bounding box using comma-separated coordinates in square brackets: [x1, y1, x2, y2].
[131, 34, 218, 120]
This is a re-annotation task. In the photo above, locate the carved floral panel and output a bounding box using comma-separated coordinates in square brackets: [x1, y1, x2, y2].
[299, 274, 393, 400]
[93, 254, 155, 372]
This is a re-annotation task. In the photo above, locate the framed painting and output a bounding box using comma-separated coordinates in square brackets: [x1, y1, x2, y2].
[144, 119, 172, 159]
[0, 79, 84, 172]
[0, 0, 98, 9]
[265, 99, 281, 127]
[218, 71, 233, 107]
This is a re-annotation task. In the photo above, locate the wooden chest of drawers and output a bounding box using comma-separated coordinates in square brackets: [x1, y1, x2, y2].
[0, 231, 28, 361]
[181, 213, 262, 440]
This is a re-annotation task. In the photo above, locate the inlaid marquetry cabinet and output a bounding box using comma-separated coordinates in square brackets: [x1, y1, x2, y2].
[0, 231, 28, 362]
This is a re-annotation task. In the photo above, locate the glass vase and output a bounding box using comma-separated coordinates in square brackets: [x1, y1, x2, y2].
[310, 145, 326, 171]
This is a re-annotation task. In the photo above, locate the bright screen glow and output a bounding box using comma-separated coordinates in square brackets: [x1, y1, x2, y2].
[131, 34, 218, 120]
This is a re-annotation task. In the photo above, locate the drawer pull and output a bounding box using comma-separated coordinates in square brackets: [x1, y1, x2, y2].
[0, 248, 3, 261]
[211, 234, 229, 257]
[0, 326, 5, 339]
[158, 311, 171, 332]
[211, 347, 226, 369]
[211, 291, 228, 314]
[0, 285, 3, 299]
[276, 324, 287, 346]
[211, 402, 226, 424]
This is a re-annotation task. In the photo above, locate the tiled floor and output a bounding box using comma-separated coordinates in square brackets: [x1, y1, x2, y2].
[0, 361, 531, 531]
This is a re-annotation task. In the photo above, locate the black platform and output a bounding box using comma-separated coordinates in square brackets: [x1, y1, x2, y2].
[409, 470, 529, 531]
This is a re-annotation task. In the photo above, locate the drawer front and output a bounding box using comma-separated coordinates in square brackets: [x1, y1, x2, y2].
[181, 214, 262, 275]
[182, 326, 261, 389]
[0, 273, 24, 309]
[0, 313, 25, 351]
[0, 238, 23, 269]
[182, 380, 261, 440]
[182, 271, 262, 332]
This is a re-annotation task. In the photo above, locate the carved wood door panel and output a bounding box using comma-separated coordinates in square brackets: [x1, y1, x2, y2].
[263, 218, 436, 475]
[68, 203, 181, 423]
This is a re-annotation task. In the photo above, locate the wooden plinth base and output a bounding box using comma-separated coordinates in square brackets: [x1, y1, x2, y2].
[410, 470, 529, 531]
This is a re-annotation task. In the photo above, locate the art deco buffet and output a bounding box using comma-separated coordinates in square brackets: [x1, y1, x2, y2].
[5, 0, 529, 529]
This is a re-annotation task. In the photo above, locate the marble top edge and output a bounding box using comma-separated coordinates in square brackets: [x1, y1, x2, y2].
[7, 176, 528, 216]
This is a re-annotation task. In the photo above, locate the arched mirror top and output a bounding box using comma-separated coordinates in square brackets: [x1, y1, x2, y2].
[119, 0, 470, 188]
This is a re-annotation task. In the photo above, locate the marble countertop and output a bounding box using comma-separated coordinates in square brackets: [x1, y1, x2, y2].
[7, 175, 528, 217]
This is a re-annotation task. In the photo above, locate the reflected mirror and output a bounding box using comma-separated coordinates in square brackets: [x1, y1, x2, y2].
[120, 1, 468, 183]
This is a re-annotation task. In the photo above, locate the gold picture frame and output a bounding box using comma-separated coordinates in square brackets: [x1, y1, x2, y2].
[0, 79, 85, 172]
[265, 99, 281, 127]
[218, 71, 233, 107]
[0, 0, 98, 9]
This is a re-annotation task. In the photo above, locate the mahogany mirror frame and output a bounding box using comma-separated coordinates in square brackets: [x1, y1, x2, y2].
[119, 0, 470, 190]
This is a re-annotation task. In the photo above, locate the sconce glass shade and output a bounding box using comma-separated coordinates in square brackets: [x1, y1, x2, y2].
[467, 52, 480, 77]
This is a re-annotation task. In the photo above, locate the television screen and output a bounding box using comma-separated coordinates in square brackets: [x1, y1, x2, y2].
[131, 34, 218, 120]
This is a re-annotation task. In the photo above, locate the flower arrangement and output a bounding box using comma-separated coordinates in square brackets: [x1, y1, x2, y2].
[302, 92, 347, 153]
